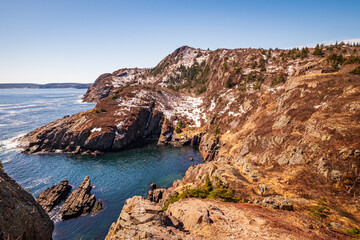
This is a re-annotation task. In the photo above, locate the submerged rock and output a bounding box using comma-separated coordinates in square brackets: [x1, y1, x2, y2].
[36, 179, 72, 212]
[0, 169, 54, 240]
[59, 176, 96, 220]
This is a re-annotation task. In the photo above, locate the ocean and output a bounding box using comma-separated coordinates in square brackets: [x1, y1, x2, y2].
[0, 88, 202, 239]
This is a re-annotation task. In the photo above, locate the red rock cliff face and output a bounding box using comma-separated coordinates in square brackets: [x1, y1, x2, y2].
[0, 169, 54, 240]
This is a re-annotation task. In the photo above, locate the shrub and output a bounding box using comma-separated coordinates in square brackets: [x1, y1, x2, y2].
[259, 58, 266, 72]
[214, 125, 220, 137]
[343, 56, 360, 65]
[111, 88, 123, 99]
[251, 61, 258, 69]
[326, 53, 345, 69]
[225, 77, 233, 88]
[196, 86, 207, 95]
[345, 227, 360, 235]
[350, 65, 360, 75]
[309, 197, 330, 221]
[313, 44, 324, 57]
[271, 73, 287, 87]
[162, 175, 241, 211]
[175, 121, 186, 133]
[94, 108, 106, 113]
[0, 161, 3, 169]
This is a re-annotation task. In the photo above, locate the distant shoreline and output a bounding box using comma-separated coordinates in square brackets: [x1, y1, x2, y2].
[0, 83, 92, 89]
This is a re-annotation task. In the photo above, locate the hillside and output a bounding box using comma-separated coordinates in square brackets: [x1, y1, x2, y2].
[19, 43, 360, 239]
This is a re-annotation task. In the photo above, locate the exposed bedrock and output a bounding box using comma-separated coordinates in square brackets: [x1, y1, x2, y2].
[59, 176, 97, 220]
[36, 179, 72, 213]
[105, 196, 351, 240]
[0, 169, 54, 240]
[20, 87, 165, 155]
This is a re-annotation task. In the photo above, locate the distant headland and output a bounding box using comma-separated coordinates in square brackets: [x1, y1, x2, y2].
[0, 83, 92, 89]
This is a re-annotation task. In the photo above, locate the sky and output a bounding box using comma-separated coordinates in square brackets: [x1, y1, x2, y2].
[0, 0, 359, 84]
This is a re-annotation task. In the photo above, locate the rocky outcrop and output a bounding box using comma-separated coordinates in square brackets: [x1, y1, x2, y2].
[91, 201, 104, 216]
[106, 196, 351, 240]
[147, 183, 166, 203]
[0, 169, 54, 240]
[59, 176, 97, 220]
[105, 196, 189, 240]
[20, 87, 165, 155]
[82, 68, 149, 103]
[36, 179, 72, 212]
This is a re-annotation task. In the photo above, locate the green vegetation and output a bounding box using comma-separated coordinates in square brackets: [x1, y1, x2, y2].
[259, 58, 266, 72]
[163, 176, 242, 211]
[313, 44, 324, 57]
[344, 56, 360, 65]
[196, 85, 207, 95]
[94, 108, 106, 113]
[243, 72, 264, 90]
[342, 227, 360, 240]
[251, 61, 258, 69]
[111, 88, 123, 99]
[225, 77, 233, 88]
[271, 73, 287, 87]
[0, 161, 3, 169]
[326, 53, 345, 69]
[309, 197, 330, 221]
[168, 61, 211, 93]
[175, 121, 186, 133]
[350, 65, 360, 75]
[213, 125, 220, 136]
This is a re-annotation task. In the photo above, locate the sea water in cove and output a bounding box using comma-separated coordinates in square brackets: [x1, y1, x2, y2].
[0, 88, 203, 239]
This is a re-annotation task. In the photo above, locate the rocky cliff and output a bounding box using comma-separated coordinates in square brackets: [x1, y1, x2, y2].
[20, 43, 360, 238]
[0, 169, 54, 240]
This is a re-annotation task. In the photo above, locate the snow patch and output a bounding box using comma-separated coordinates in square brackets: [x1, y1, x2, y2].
[91, 128, 101, 133]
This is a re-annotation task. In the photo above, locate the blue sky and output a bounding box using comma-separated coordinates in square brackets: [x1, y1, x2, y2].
[0, 0, 359, 83]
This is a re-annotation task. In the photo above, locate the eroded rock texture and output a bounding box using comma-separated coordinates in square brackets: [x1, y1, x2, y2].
[59, 176, 96, 220]
[0, 169, 54, 240]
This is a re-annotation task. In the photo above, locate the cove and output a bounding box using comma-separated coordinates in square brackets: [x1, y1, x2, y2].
[0, 88, 203, 239]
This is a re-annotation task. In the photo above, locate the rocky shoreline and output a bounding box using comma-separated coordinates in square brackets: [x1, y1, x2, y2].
[36, 176, 103, 220]
[3, 44, 360, 239]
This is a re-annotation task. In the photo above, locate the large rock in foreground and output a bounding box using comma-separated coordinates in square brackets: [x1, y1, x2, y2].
[105, 196, 189, 240]
[36, 179, 72, 213]
[59, 176, 96, 220]
[106, 196, 352, 240]
[0, 169, 54, 240]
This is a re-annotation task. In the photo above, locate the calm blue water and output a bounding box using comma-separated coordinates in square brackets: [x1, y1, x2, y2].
[0, 88, 202, 240]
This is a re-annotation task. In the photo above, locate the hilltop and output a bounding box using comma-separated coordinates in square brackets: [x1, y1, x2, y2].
[16, 42, 360, 239]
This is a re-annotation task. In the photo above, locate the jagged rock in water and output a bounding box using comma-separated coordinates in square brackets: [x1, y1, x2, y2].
[59, 176, 96, 220]
[91, 201, 104, 216]
[0, 169, 54, 240]
[36, 179, 72, 212]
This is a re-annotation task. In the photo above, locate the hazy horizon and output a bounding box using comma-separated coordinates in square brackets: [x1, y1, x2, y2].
[1, 0, 360, 84]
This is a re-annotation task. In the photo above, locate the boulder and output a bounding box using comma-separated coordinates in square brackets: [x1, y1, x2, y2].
[59, 176, 96, 220]
[36, 180, 72, 212]
[262, 196, 293, 211]
[148, 188, 166, 203]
